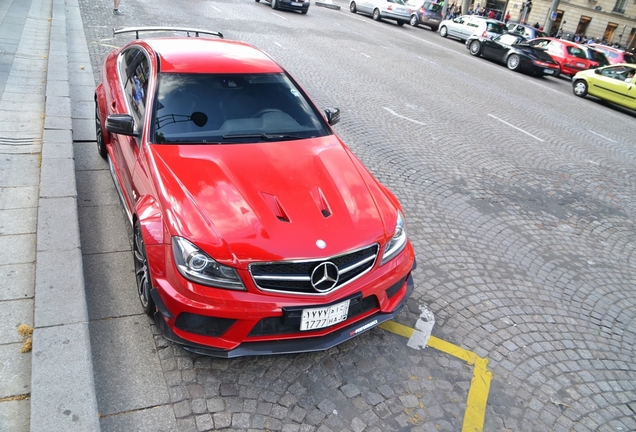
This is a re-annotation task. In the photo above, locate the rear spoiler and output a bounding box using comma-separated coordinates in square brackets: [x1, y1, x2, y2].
[113, 27, 223, 39]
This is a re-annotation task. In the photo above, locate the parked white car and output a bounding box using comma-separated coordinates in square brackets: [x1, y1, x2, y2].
[349, 0, 411, 26]
[438, 15, 507, 42]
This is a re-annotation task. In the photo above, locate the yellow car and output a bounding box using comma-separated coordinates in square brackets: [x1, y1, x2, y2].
[572, 63, 636, 110]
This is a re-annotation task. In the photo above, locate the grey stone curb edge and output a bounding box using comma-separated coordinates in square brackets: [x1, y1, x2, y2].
[30, 0, 100, 430]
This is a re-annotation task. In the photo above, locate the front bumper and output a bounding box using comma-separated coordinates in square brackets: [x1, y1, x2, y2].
[152, 270, 415, 358]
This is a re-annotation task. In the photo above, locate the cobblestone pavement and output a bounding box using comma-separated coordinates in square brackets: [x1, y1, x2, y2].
[75, 0, 635, 431]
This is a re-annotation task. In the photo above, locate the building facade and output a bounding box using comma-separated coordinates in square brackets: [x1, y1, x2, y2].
[504, 0, 636, 49]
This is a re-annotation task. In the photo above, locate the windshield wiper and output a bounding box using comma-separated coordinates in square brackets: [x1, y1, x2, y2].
[222, 133, 304, 141]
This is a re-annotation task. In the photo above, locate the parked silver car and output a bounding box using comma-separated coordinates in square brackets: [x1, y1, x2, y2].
[438, 15, 507, 42]
[349, 0, 411, 26]
[407, 1, 443, 31]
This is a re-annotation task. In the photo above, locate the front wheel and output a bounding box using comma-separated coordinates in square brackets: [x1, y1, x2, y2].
[271, 0, 278, 9]
[95, 101, 107, 159]
[506, 54, 520, 71]
[409, 14, 418, 26]
[469, 40, 481, 56]
[349, 1, 356, 13]
[134, 221, 156, 316]
[372, 8, 381, 21]
[573, 80, 588, 97]
[439, 26, 448, 37]
[396, 20, 404, 26]
[255, 0, 260, 2]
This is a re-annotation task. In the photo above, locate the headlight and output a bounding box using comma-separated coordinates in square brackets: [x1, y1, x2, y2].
[172, 236, 245, 290]
[380, 211, 408, 266]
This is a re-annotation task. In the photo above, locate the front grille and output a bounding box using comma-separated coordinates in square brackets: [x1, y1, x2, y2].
[249, 244, 379, 295]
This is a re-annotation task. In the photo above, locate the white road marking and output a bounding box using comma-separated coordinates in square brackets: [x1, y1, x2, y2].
[407, 305, 436, 350]
[274, 42, 283, 48]
[273, 12, 286, 19]
[488, 114, 544, 142]
[210, 5, 221, 12]
[417, 55, 439, 65]
[383, 107, 426, 125]
[588, 129, 617, 143]
[588, 160, 600, 165]
[361, 52, 371, 58]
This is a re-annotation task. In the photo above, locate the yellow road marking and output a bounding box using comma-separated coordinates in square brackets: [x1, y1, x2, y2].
[379, 321, 492, 432]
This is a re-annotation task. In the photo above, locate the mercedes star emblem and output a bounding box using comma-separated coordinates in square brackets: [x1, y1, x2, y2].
[310, 262, 339, 293]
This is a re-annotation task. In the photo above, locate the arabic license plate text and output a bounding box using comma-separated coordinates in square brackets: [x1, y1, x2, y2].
[300, 300, 350, 331]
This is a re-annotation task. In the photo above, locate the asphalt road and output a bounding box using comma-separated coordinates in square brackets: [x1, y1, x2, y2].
[75, 1, 636, 431]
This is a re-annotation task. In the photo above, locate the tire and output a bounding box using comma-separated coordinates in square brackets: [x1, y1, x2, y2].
[349, 1, 356, 13]
[396, 20, 404, 26]
[439, 25, 447, 37]
[255, 0, 260, 2]
[372, 8, 381, 21]
[507, 54, 520, 71]
[573, 80, 588, 97]
[430, 25, 438, 32]
[271, 0, 278, 9]
[469, 40, 481, 56]
[410, 14, 418, 26]
[134, 221, 156, 316]
[95, 101, 107, 159]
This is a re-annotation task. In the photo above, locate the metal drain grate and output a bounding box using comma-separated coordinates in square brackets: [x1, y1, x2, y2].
[0, 137, 43, 146]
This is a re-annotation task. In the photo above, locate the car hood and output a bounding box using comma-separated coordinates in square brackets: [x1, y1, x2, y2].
[149, 136, 395, 264]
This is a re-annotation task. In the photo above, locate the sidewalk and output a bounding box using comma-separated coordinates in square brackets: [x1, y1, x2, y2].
[0, 0, 99, 430]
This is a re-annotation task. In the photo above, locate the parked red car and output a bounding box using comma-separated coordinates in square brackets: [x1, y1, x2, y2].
[95, 27, 416, 357]
[589, 44, 636, 65]
[529, 37, 596, 77]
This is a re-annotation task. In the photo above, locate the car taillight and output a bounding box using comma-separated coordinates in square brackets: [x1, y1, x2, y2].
[482, 31, 488, 38]
[388, 5, 393, 10]
[420, 7, 424, 12]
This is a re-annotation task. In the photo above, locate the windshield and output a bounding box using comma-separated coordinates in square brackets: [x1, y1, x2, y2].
[424, 2, 443, 12]
[152, 73, 330, 144]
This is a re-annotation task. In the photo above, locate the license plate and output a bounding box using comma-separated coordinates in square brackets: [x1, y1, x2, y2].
[576, 62, 585, 68]
[291, 1, 302, 5]
[544, 69, 555, 75]
[300, 300, 350, 331]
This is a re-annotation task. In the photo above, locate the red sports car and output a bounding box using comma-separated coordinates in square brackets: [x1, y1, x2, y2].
[95, 27, 416, 357]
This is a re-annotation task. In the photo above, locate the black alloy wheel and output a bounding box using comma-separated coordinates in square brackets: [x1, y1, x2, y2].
[349, 1, 356, 12]
[95, 101, 107, 159]
[134, 221, 156, 316]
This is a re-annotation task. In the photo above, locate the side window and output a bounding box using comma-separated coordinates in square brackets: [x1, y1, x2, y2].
[119, 47, 150, 126]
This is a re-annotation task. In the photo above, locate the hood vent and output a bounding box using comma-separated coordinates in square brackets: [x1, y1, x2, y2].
[311, 187, 332, 218]
[261, 192, 290, 223]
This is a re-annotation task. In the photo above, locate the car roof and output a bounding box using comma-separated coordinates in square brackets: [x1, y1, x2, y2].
[142, 37, 284, 74]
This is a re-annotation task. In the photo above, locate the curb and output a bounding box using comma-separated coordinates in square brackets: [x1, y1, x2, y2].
[29, 0, 100, 430]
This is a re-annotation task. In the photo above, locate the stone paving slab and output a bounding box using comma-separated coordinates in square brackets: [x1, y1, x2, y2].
[0, 399, 29, 432]
[0, 234, 35, 265]
[0, 186, 38, 210]
[0, 207, 37, 235]
[0, 263, 34, 301]
[99, 405, 177, 432]
[90, 315, 170, 416]
[83, 251, 139, 321]
[0, 343, 31, 398]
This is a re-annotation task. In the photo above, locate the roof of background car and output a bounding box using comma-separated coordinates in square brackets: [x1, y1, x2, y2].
[143, 37, 284, 74]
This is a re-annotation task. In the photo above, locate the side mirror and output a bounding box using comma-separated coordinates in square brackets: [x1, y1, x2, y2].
[105, 114, 138, 136]
[324, 108, 340, 126]
[594, 69, 601, 74]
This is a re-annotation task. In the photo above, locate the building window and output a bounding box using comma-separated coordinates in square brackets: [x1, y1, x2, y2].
[612, 0, 626, 13]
